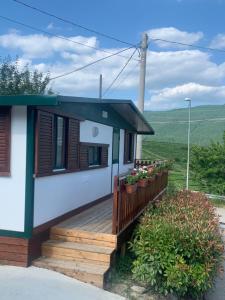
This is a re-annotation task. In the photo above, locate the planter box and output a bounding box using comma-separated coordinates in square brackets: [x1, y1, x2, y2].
[138, 179, 148, 188]
[125, 183, 137, 194]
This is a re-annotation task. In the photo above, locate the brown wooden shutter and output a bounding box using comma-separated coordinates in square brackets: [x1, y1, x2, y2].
[67, 118, 80, 170]
[0, 107, 11, 176]
[101, 145, 108, 167]
[79, 143, 89, 170]
[35, 110, 54, 176]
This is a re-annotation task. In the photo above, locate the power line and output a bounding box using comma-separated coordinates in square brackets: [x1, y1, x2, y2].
[149, 37, 225, 54]
[0, 15, 139, 61]
[12, 0, 136, 48]
[106, 60, 139, 96]
[103, 48, 137, 96]
[50, 46, 135, 80]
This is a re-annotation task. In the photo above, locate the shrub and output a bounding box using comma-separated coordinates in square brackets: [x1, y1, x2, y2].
[130, 191, 224, 299]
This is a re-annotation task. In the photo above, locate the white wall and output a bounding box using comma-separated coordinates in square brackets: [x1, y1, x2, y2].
[34, 120, 113, 227]
[0, 106, 27, 232]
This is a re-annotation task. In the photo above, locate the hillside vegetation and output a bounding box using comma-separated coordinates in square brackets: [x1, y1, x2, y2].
[144, 105, 225, 146]
[143, 104, 225, 193]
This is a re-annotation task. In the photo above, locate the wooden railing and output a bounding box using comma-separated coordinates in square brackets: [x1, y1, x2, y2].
[112, 171, 168, 235]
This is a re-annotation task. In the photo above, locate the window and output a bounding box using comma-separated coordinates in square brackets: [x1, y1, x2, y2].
[80, 142, 109, 170]
[88, 146, 101, 166]
[124, 131, 134, 164]
[35, 110, 80, 177]
[0, 107, 11, 176]
[54, 116, 66, 170]
[112, 128, 120, 164]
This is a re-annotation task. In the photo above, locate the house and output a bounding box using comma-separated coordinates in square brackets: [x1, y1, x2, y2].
[0, 95, 167, 288]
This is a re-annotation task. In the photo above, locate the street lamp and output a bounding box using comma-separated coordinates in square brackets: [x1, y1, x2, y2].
[185, 98, 191, 190]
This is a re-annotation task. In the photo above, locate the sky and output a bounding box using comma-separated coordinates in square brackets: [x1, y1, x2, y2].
[1, 0, 225, 110]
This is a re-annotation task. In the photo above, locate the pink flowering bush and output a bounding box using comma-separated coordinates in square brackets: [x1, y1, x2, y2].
[131, 191, 224, 299]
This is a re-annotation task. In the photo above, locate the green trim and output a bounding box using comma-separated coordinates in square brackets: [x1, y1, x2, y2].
[24, 107, 35, 238]
[0, 229, 29, 238]
[0, 95, 58, 106]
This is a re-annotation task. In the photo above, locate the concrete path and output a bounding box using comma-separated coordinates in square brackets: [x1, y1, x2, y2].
[216, 207, 225, 223]
[205, 214, 225, 300]
[0, 266, 124, 300]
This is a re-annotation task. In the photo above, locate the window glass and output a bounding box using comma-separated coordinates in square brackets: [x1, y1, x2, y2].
[88, 146, 101, 166]
[54, 116, 66, 170]
[112, 128, 120, 163]
[128, 133, 134, 162]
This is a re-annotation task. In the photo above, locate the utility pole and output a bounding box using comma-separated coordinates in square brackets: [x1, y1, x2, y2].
[99, 74, 103, 99]
[136, 33, 148, 159]
[185, 98, 191, 190]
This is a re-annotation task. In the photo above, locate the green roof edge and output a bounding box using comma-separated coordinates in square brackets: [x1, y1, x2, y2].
[0, 95, 58, 106]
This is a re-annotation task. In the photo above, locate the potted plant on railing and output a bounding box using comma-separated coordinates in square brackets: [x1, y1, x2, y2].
[125, 174, 138, 194]
[137, 168, 149, 188]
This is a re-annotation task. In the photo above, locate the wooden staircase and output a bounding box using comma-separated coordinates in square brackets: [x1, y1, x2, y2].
[33, 226, 117, 288]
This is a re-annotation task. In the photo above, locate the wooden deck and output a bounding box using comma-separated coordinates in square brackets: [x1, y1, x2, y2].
[55, 197, 113, 234]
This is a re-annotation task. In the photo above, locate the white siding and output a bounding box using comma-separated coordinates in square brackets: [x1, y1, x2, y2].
[34, 121, 113, 227]
[0, 106, 27, 232]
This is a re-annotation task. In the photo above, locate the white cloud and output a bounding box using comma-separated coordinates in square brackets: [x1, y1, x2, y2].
[146, 83, 225, 110]
[0, 29, 225, 110]
[147, 27, 203, 48]
[210, 33, 225, 49]
[0, 32, 98, 58]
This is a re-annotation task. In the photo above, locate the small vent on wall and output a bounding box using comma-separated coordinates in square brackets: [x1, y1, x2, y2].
[102, 111, 108, 119]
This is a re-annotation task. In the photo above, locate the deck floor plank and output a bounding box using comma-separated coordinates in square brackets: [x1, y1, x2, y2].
[55, 197, 113, 234]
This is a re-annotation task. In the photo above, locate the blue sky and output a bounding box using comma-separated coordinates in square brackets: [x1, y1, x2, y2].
[1, 0, 225, 110]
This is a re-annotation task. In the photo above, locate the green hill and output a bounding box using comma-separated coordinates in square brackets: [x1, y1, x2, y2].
[144, 105, 225, 146]
[143, 104, 225, 192]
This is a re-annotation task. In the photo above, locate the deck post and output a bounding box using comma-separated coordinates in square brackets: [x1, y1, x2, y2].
[112, 176, 119, 234]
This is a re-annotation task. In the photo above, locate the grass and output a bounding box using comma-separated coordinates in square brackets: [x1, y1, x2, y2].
[144, 104, 225, 146]
[210, 199, 225, 209]
[142, 140, 204, 191]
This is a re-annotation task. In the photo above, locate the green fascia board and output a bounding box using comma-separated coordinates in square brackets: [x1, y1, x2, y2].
[59, 102, 136, 131]
[58, 96, 154, 134]
[0, 95, 58, 106]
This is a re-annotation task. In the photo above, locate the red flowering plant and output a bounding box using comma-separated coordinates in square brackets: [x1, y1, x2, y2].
[131, 191, 224, 299]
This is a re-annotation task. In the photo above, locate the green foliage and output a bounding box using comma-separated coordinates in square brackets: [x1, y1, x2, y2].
[142, 140, 202, 191]
[130, 191, 224, 299]
[191, 132, 225, 195]
[144, 105, 225, 146]
[0, 56, 52, 95]
[125, 175, 138, 185]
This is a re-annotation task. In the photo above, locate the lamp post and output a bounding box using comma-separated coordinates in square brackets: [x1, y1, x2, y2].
[185, 98, 191, 190]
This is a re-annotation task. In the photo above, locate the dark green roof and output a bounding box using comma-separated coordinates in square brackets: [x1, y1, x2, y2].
[0, 94, 154, 135]
[0, 95, 58, 106]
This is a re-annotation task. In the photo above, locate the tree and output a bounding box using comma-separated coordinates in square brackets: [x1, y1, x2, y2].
[191, 132, 225, 195]
[0, 56, 53, 95]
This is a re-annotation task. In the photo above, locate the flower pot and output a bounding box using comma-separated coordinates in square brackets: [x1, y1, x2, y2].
[148, 177, 155, 184]
[125, 183, 137, 194]
[138, 178, 148, 188]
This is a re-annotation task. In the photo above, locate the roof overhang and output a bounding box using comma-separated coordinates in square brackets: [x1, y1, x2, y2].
[58, 96, 154, 135]
[0, 95, 154, 135]
[0, 95, 58, 106]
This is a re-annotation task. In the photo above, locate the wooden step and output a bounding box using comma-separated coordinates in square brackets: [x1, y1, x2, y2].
[33, 257, 109, 288]
[50, 232, 116, 249]
[42, 240, 115, 264]
[51, 227, 117, 247]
